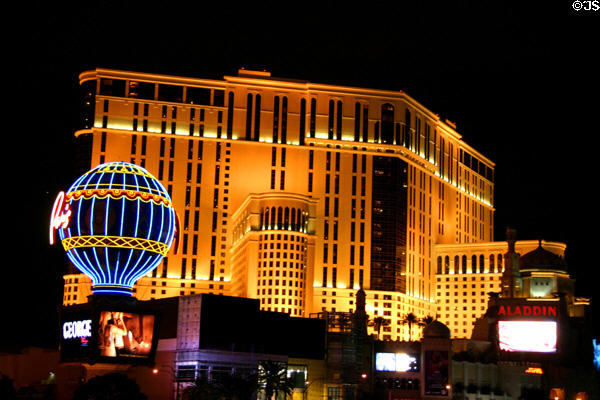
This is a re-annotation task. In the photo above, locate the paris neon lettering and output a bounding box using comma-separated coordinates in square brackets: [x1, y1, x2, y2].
[50, 191, 71, 245]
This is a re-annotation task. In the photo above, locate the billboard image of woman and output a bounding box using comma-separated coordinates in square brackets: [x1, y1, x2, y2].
[98, 311, 155, 359]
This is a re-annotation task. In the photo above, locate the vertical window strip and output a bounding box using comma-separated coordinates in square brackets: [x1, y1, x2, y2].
[300, 98, 306, 145]
[246, 93, 253, 140]
[254, 94, 261, 141]
[328, 100, 335, 139]
[281, 96, 288, 144]
[227, 92, 234, 139]
[310, 98, 316, 138]
[273, 96, 280, 143]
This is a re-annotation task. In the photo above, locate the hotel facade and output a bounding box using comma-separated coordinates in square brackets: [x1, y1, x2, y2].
[60, 68, 564, 340]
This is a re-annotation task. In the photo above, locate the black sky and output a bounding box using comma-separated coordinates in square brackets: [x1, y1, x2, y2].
[4, 1, 598, 347]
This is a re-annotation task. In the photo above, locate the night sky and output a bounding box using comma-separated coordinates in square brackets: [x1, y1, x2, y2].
[4, 1, 598, 348]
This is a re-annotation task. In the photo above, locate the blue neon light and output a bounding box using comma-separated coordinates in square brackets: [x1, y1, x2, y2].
[55, 162, 177, 296]
[593, 339, 600, 372]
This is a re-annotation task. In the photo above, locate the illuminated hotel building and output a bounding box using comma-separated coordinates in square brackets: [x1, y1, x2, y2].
[62, 67, 500, 341]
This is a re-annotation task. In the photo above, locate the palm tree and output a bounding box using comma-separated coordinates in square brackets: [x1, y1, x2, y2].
[418, 315, 435, 339]
[368, 316, 391, 340]
[258, 360, 295, 400]
[400, 313, 419, 341]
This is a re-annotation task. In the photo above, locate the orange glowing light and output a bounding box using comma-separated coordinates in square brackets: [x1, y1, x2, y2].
[524, 367, 543, 374]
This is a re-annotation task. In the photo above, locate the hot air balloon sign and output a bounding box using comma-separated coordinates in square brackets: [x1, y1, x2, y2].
[50, 162, 179, 296]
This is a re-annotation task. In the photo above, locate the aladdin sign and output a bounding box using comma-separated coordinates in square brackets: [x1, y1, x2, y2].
[497, 304, 557, 317]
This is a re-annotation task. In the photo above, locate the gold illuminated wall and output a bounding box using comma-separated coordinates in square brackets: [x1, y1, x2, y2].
[62, 68, 496, 341]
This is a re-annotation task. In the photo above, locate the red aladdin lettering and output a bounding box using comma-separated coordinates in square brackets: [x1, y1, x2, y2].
[50, 191, 71, 245]
[497, 305, 556, 317]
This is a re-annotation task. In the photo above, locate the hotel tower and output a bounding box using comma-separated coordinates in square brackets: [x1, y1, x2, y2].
[61, 68, 565, 340]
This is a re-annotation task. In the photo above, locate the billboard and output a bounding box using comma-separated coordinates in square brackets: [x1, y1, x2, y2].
[498, 321, 557, 353]
[375, 352, 419, 372]
[98, 311, 155, 360]
[424, 350, 449, 396]
[60, 306, 158, 364]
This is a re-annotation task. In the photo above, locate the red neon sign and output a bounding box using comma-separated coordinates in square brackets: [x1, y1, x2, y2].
[497, 305, 557, 317]
[50, 191, 71, 245]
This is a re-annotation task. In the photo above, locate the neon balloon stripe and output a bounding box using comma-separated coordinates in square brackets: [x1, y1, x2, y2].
[118, 172, 143, 286]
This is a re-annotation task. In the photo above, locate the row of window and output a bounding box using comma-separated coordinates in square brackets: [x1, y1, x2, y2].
[437, 254, 504, 274]
[259, 206, 308, 232]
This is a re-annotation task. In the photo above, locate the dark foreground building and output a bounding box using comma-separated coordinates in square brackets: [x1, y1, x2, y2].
[56, 293, 326, 400]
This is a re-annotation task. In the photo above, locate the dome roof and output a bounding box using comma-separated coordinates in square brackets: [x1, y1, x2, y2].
[423, 320, 451, 339]
[519, 243, 567, 271]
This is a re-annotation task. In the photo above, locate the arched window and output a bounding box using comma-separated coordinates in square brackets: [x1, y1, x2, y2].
[284, 207, 290, 230]
[454, 256, 460, 274]
[270, 207, 276, 229]
[437, 256, 442, 274]
[489, 254, 495, 273]
[479, 255, 485, 273]
[471, 255, 477, 273]
[290, 208, 296, 231]
[497, 254, 503, 271]
[259, 208, 264, 229]
[462, 255, 467, 274]
[263, 208, 269, 230]
[277, 207, 283, 230]
[444, 256, 450, 274]
[381, 103, 395, 144]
